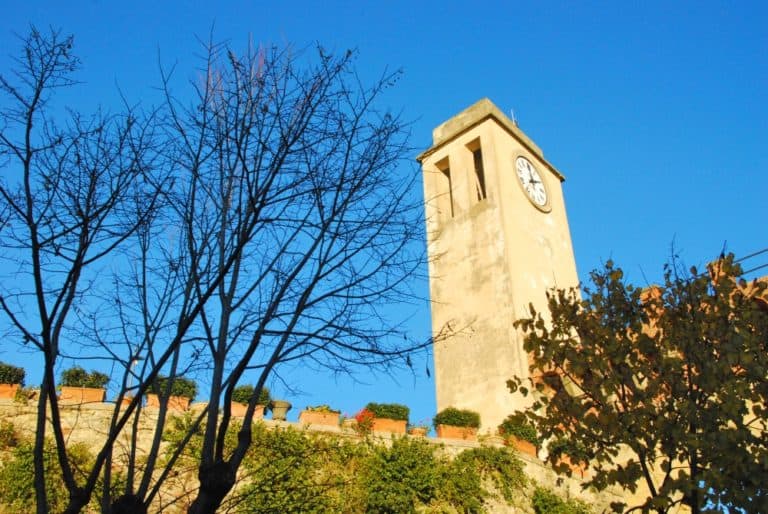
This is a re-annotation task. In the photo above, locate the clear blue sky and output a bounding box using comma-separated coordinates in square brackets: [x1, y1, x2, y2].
[2, 1, 766, 426]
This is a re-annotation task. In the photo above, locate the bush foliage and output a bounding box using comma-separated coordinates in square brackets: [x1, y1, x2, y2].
[0, 415, 588, 513]
[0, 423, 103, 512]
[433, 407, 481, 428]
[365, 402, 410, 421]
[231, 384, 270, 406]
[151, 375, 197, 400]
[60, 366, 109, 389]
[161, 419, 536, 513]
[499, 414, 539, 445]
[532, 486, 591, 514]
[0, 362, 24, 385]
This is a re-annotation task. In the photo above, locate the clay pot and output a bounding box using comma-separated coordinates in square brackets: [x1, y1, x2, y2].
[59, 386, 106, 405]
[435, 424, 477, 441]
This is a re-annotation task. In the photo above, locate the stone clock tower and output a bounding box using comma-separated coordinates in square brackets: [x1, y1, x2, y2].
[417, 99, 579, 431]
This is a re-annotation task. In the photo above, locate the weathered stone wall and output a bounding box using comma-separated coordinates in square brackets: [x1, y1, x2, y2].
[0, 398, 628, 513]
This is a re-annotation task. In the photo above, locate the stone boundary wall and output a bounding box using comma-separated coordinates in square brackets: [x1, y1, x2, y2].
[0, 399, 626, 513]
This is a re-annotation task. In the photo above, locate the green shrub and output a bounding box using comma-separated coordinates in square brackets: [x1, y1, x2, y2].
[363, 436, 442, 512]
[152, 375, 197, 400]
[231, 384, 270, 405]
[0, 362, 25, 385]
[365, 402, 409, 421]
[0, 438, 93, 512]
[0, 421, 18, 449]
[433, 407, 481, 428]
[532, 486, 592, 514]
[498, 414, 539, 445]
[161, 417, 530, 513]
[449, 446, 526, 508]
[232, 424, 354, 513]
[60, 366, 109, 388]
[362, 438, 525, 513]
[258, 387, 271, 406]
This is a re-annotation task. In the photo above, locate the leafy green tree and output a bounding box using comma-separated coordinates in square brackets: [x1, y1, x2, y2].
[509, 254, 768, 513]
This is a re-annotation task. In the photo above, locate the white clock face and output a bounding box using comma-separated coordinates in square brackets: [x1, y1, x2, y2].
[515, 156, 548, 208]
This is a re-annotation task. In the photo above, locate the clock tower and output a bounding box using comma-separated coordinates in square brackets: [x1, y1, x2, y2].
[417, 99, 579, 431]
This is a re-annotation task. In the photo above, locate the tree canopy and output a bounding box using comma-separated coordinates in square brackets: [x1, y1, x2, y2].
[509, 254, 768, 514]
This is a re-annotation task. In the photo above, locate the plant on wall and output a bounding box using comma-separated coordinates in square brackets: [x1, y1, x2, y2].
[231, 385, 270, 406]
[547, 437, 590, 464]
[354, 408, 376, 436]
[0, 362, 24, 385]
[362, 436, 443, 512]
[364, 402, 410, 421]
[60, 367, 109, 389]
[151, 375, 197, 400]
[0, 412, 586, 514]
[498, 414, 539, 445]
[0, 428, 100, 512]
[433, 407, 481, 428]
[531, 486, 591, 514]
[305, 404, 339, 413]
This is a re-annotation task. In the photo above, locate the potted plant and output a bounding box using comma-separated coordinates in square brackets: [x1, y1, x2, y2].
[352, 408, 375, 436]
[407, 419, 431, 437]
[270, 399, 292, 421]
[230, 384, 271, 418]
[299, 404, 341, 427]
[365, 402, 409, 434]
[147, 375, 197, 411]
[547, 437, 590, 478]
[433, 407, 480, 441]
[59, 366, 108, 404]
[0, 361, 24, 399]
[498, 414, 539, 457]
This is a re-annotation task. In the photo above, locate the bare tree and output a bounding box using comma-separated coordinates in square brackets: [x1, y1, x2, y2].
[1, 28, 427, 513]
[129, 38, 426, 513]
[0, 27, 165, 513]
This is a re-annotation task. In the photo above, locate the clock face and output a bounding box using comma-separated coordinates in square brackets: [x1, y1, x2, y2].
[515, 156, 549, 209]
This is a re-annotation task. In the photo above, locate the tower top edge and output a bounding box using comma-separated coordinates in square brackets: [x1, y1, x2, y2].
[416, 98, 565, 181]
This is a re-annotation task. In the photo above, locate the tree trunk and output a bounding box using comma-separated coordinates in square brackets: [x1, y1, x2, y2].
[110, 494, 147, 514]
[61, 487, 89, 514]
[33, 381, 49, 514]
[187, 461, 236, 514]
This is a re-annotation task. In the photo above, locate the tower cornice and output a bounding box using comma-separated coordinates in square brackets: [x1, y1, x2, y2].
[416, 98, 565, 182]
